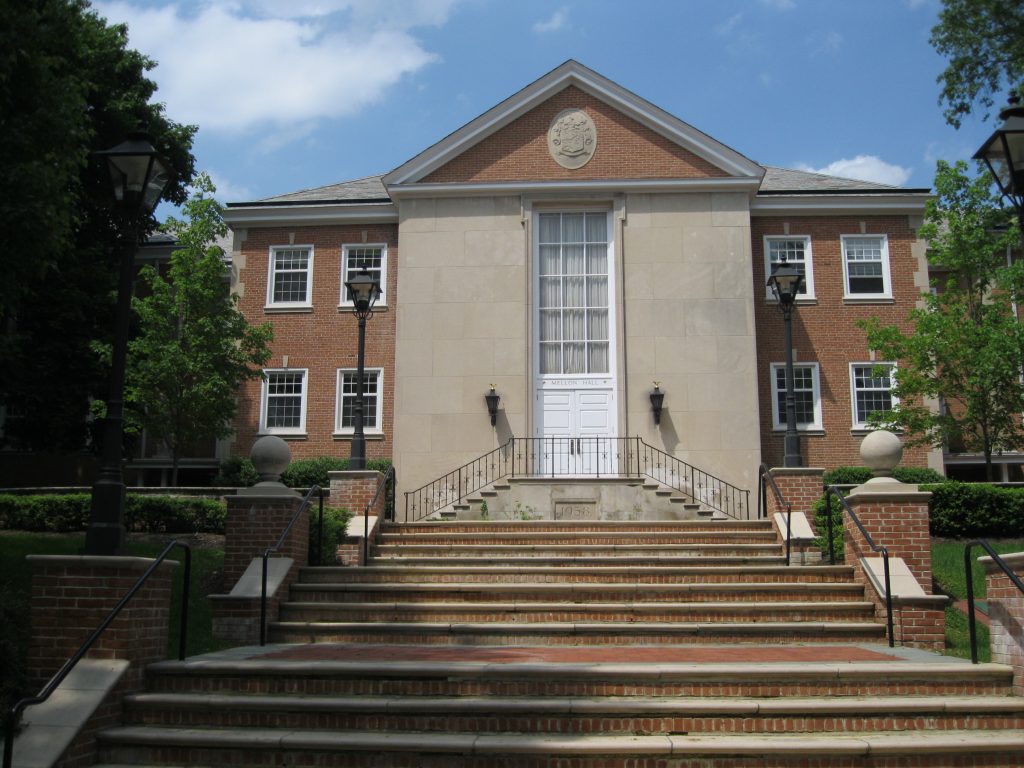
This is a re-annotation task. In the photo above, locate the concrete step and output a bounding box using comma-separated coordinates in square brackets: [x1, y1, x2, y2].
[96, 726, 1024, 766]
[376, 530, 781, 545]
[298, 564, 858, 585]
[383, 521, 773, 534]
[371, 543, 783, 557]
[277, 600, 877, 624]
[366, 555, 790, 568]
[266, 620, 888, 645]
[143, 659, 1016, 699]
[122, 691, 1024, 734]
[289, 582, 868, 604]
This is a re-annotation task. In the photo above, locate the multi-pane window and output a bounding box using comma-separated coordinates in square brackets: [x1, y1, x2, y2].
[261, 370, 307, 434]
[770, 363, 822, 430]
[538, 212, 610, 375]
[335, 369, 383, 433]
[267, 246, 313, 307]
[842, 235, 891, 298]
[765, 236, 814, 298]
[341, 245, 387, 306]
[851, 363, 896, 428]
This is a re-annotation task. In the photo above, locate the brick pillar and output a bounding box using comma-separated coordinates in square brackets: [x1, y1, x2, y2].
[984, 551, 1024, 697]
[329, 470, 386, 517]
[27, 555, 177, 691]
[764, 467, 824, 519]
[223, 494, 308, 587]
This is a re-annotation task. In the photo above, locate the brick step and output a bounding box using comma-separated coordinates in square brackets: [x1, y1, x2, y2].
[298, 564, 857, 585]
[266, 620, 887, 645]
[289, 582, 867, 604]
[95, 726, 1024, 767]
[384, 521, 773, 534]
[122, 692, 1024, 734]
[276, 601, 877, 624]
[143, 658, 1015, 698]
[370, 544, 784, 557]
[367, 555, 790, 567]
[376, 531, 781, 545]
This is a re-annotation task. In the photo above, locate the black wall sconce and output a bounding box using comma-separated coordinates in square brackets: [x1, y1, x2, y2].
[485, 385, 500, 426]
[650, 382, 665, 425]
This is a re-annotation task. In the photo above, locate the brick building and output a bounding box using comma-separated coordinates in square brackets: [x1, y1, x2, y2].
[223, 60, 952, 500]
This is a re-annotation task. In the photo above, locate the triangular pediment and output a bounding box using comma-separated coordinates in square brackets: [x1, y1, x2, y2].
[384, 60, 763, 188]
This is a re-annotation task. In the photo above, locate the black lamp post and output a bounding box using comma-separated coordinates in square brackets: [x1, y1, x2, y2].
[767, 256, 805, 468]
[86, 133, 171, 555]
[344, 269, 381, 470]
[973, 95, 1024, 234]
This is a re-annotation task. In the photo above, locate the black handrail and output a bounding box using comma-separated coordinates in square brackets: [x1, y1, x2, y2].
[312, 487, 325, 566]
[825, 486, 895, 647]
[404, 437, 749, 522]
[259, 485, 322, 646]
[3, 540, 191, 768]
[964, 540, 1024, 664]
[362, 465, 396, 564]
[758, 464, 793, 565]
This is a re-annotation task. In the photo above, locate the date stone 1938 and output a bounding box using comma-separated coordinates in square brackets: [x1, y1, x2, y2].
[547, 109, 597, 169]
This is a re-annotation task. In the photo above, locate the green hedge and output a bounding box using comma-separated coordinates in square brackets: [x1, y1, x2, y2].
[926, 481, 1024, 539]
[823, 466, 946, 486]
[0, 494, 227, 534]
[213, 456, 392, 490]
[310, 506, 353, 565]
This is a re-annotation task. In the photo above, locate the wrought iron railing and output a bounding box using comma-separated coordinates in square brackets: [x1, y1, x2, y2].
[404, 437, 750, 522]
[963, 540, 1024, 664]
[3, 540, 192, 768]
[260, 485, 322, 646]
[823, 486, 895, 647]
[757, 464, 794, 565]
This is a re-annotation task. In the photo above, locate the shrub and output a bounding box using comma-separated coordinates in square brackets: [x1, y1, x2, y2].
[927, 481, 1024, 538]
[822, 465, 945, 486]
[0, 494, 226, 534]
[281, 456, 392, 489]
[812, 491, 845, 560]
[212, 456, 258, 487]
[309, 505, 353, 565]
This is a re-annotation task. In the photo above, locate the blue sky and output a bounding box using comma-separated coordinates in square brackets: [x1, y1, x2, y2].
[93, 0, 999, 209]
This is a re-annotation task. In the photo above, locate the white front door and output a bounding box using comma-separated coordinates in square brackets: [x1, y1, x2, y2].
[533, 210, 617, 475]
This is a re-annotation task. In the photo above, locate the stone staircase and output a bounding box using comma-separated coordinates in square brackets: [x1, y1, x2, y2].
[94, 519, 1024, 766]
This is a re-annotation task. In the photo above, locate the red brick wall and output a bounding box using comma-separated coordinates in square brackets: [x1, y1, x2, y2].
[423, 86, 727, 183]
[843, 491, 934, 592]
[986, 553, 1024, 696]
[752, 215, 930, 471]
[232, 223, 398, 461]
[222, 495, 309, 588]
[27, 556, 176, 690]
[764, 468, 824, 519]
[330, 470, 387, 517]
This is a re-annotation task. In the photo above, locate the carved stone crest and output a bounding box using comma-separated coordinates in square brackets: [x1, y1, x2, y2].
[547, 109, 596, 169]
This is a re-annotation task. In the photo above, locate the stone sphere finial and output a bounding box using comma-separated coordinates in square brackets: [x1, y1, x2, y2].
[860, 429, 903, 478]
[250, 435, 291, 485]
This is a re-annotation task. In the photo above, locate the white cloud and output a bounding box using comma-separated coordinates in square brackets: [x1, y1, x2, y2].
[205, 170, 253, 203]
[94, 2, 445, 137]
[759, 0, 796, 9]
[797, 155, 912, 187]
[533, 7, 569, 34]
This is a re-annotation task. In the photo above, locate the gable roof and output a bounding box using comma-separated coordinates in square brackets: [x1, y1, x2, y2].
[759, 166, 928, 194]
[233, 175, 389, 206]
[384, 60, 764, 187]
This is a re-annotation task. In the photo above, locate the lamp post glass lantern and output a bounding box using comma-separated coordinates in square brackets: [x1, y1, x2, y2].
[974, 95, 1024, 231]
[767, 257, 805, 468]
[87, 133, 171, 556]
[344, 269, 382, 470]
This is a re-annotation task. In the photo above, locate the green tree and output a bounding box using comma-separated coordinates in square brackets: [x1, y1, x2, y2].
[860, 160, 1023, 480]
[0, 0, 196, 452]
[123, 175, 273, 485]
[931, 0, 1024, 127]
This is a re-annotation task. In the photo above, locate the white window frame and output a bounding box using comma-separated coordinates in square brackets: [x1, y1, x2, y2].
[770, 362, 823, 431]
[841, 234, 892, 300]
[764, 235, 815, 300]
[340, 244, 388, 308]
[266, 245, 314, 309]
[260, 368, 308, 435]
[850, 362, 898, 429]
[334, 368, 384, 435]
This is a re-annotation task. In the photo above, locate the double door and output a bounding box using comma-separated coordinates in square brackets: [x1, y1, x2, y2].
[537, 387, 616, 475]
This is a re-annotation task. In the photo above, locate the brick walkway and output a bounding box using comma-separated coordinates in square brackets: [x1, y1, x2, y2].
[256, 643, 900, 663]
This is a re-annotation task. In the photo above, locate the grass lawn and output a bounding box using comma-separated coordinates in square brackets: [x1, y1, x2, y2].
[931, 538, 1024, 662]
[0, 531, 229, 714]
